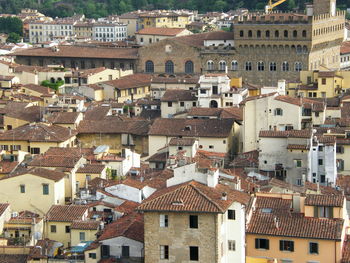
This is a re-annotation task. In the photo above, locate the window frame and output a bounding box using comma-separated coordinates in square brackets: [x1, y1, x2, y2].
[189, 215, 198, 229]
[309, 242, 319, 255]
[160, 245, 169, 259]
[279, 240, 294, 252]
[228, 209, 236, 220]
[255, 238, 269, 250]
[189, 246, 199, 261]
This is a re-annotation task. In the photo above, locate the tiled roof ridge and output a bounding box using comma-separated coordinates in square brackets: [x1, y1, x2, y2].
[189, 181, 225, 213]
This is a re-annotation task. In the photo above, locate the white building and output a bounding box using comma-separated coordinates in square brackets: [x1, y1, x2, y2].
[92, 22, 127, 42]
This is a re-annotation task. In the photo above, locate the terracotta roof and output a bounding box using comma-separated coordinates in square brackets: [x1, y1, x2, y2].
[84, 106, 110, 121]
[78, 118, 150, 135]
[149, 118, 234, 138]
[137, 27, 187, 36]
[98, 213, 143, 242]
[304, 194, 344, 207]
[172, 31, 232, 48]
[116, 200, 140, 214]
[23, 84, 53, 95]
[3, 167, 66, 182]
[137, 180, 250, 213]
[287, 144, 310, 150]
[187, 107, 243, 121]
[103, 73, 151, 90]
[161, 89, 197, 102]
[0, 123, 76, 142]
[0, 161, 18, 174]
[150, 74, 199, 84]
[44, 147, 94, 158]
[169, 137, 196, 146]
[5, 105, 42, 123]
[73, 67, 106, 78]
[76, 164, 106, 174]
[146, 151, 168, 162]
[13, 45, 138, 60]
[342, 236, 350, 263]
[28, 239, 57, 259]
[29, 155, 82, 168]
[47, 112, 80, 124]
[259, 129, 312, 138]
[341, 41, 350, 54]
[46, 205, 88, 222]
[247, 211, 343, 240]
[71, 220, 100, 230]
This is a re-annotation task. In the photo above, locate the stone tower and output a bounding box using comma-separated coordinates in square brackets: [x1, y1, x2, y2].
[313, 0, 337, 16]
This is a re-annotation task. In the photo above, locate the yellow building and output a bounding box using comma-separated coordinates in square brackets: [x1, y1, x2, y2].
[0, 168, 66, 216]
[0, 123, 77, 158]
[139, 12, 190, 29]
[246, 192, 348, 263]
[45, 205, 89, 247]
[70, 220, 100, 247]
[287, 67, 350, 98]
[73, 23, 93, 39]
[84, 241, 101, 263]
[75, 164, 107, 189]
[3, 103, 41, 131]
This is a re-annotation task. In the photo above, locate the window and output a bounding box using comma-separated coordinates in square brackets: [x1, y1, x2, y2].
[321, 78, 326, 85]
[185, 61, 194, 74]
[257, 61, 264, 71]
[295, 159, 302, 167]
[209, 145, 214, 149]
[20, 184, 25, 193]
[30, 148, 40, 154]
[302, 30, 307, 37]
[122, 246, 130, 257]
[315, 206, 333, 218]
[320, 174, 326, 183]
[228, 209, 235, 220]
[336, 145, 344, 153]
[337, 159, 345, 171]
[43, 184, 49, 195]
[65, 225, 70, 233]
[284, 30, 288, 38]
[270, 62, 276, 71]
[257, 30, 261, 38]
[266, 30, 270, 38]
[318, 159, 323, 165]
[282, 61, 289, 71]
[160, 214, 168, 227]
[255, 238, 269, 249]
[275, 30, 279, 37]
[79, 232, 85, 241]
[160, 245, 169, 259]
[165, 60, 174, 74]
[245, 61, 252, 71]
[88, 253, 96, 259]
[309, 242, 319, 254]
[207, 60, 214, 70]
[145, 60, 154, 73]
[50, 225, 56, 233]
[189, 215, 198, 228]
[318, 146, 323, 152]
[200, 89, 206, 94]
[239, 30, 244, 37]
[248, 30, 252, 37]
[295, 62, 302, 71]
[280, 240, 294, 252]
[231, 60, 238, 71]
[189, 246, 199, 261]
[293, 30, 297, 38]
[180, 101, 185, 107]
[219, 61, 226, 71]
[274, 108, 283, 116]
[228, 240, 235, 251]
[167, 102, 173, 107]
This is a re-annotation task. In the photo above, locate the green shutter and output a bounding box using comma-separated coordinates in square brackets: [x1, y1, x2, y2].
[329, 207, 333, 218]
[314, 206, 318, 218]
[266, 239, 269, 250]
[255, 239, 259, 249]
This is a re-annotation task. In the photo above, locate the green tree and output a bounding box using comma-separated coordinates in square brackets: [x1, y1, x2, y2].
[6, 32, 21, 43]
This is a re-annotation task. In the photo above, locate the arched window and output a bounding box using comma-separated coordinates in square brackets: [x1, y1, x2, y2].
[245, 61, 252, 71]
[270, 62, 277, 71]
[257, 30, 261, 38]
[284, 30, 288, 38]
[266, 30, 270, 38]
[145, 60, 154, 73]
[248, 30, 252, 37]
[219, 60, 226, 71]
[282, 61, 289, 71]
[302, 30, 307, 37]
[240, 30, 244, 37]
[257, 61, 264, 71]
[293, 30, 297, 38]
[165, 60, 174, 74]
[275, 30, 279, 38]
[295, 62, 302, 71]
[231, 60, 238, 71]
[185, 61, 194, 74]
[50, 77, 55, 83]
[207, 60, 214, 71]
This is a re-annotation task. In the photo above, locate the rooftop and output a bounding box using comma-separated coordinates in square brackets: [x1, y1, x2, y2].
[46, 205, 88, 222]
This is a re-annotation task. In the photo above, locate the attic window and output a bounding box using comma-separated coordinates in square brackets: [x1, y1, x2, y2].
[172, 200, 184, 206]
[184, 125, 191, 131]
[262, 208, 272, 213]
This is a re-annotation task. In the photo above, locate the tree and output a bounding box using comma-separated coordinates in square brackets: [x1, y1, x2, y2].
[6, 32, 21, 43]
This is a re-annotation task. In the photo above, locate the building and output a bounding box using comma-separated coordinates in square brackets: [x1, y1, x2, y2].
[135, 27, 192, 46]
[119, 12, 140, 38]
[92, 22, 127, 42]
[45, 205, 89, 247]
[160, 89, 197, 118]
[0, 168, 65, 215]
[148, 118, 238, 156]
[137, 163, 250, 263]
[246, 192, 348, 263]
[139, 11, 191, 29]
[70, 220, 100, 247]
[13, 45, 138, 70]
[232, 0, 345, 85]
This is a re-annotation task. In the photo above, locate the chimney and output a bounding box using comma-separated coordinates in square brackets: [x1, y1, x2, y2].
[274, 216, 279, 229]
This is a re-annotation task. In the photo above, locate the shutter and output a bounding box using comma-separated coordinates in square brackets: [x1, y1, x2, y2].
[291, 241, 294, 252]
[266, 239, 269, 250]
[255, 239, 259, 249]
[329, 207, 333, 218]
[314, 206, 318, 218]
[279, 240, 283, 251]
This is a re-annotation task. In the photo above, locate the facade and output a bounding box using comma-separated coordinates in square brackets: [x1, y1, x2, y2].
[139, 11, 191, 29]
[29, 20, 76, 44]
[232, 0, 345, 85]
[135, 27, 192, 46]
[160, 89, 197, 118]
[92, 22, 127, 42]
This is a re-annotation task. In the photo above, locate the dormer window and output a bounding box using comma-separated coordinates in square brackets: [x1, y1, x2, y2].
[184, 125, 191, 131]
